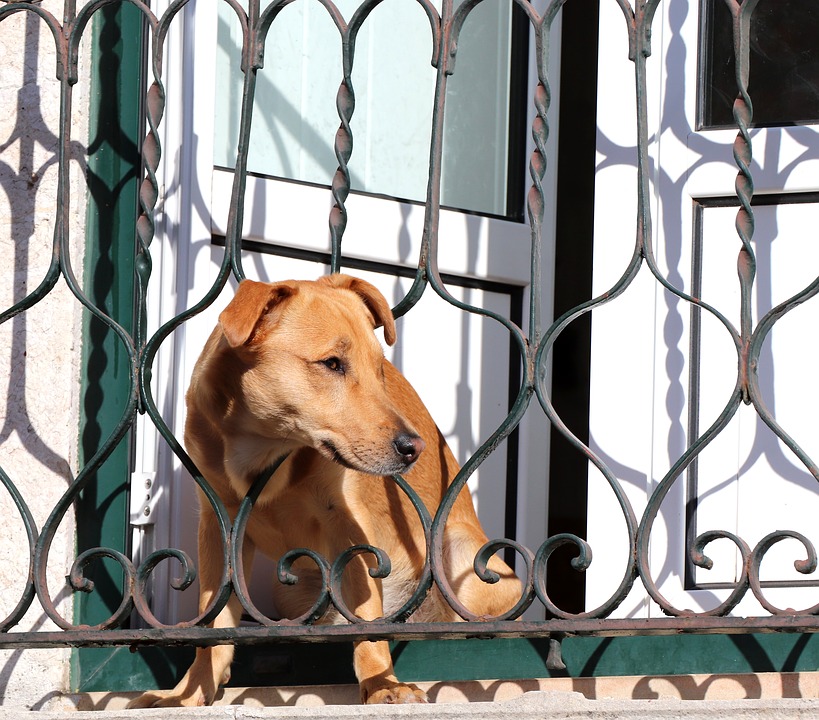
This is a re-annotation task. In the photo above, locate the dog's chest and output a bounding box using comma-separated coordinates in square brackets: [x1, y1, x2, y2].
[381, 564, 452, 622]
[380, 559, 424, 617]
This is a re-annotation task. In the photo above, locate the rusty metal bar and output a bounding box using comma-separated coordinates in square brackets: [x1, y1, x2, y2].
[4, 614, 819, 651]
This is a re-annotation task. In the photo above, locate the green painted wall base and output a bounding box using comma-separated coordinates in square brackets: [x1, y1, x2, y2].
[74, 634, 819, 693]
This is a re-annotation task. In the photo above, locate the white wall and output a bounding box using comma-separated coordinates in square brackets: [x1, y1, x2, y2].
[0, 4, 89, 710]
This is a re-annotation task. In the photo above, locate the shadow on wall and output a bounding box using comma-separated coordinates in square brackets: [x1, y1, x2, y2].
[0, 1, 78, 482]
[0, 6, 138, 708]
[0, 9, 82, 709]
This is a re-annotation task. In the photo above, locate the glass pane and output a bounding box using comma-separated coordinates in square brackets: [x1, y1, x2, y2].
[214, 0, 515, 217]
[700, 0, 819, 129]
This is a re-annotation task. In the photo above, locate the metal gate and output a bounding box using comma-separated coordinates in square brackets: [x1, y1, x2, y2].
[1, 0, 819, 674]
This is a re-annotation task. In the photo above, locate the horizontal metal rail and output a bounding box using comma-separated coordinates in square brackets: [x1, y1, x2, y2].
[5, 615, 819, 651]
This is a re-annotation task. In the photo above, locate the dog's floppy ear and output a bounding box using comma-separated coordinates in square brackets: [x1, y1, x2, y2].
[219, 279, 297, 347]
[319, 274, 397, 346]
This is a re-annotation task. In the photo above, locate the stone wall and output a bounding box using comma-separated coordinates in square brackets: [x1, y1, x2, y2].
[0, 3, 90, 710]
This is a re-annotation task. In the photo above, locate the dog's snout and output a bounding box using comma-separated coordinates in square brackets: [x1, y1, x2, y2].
[393, 433, 425, 466]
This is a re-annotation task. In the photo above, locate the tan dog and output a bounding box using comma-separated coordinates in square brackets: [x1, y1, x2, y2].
[129, 274, 520, 707]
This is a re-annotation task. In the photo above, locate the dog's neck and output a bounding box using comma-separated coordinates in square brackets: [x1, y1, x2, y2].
[224, 433, 300, 501]
[223, 434, 347, 505]
[244, 451, 292, 501]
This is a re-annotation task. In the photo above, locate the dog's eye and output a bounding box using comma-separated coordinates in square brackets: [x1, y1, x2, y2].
[321, 357, 344, 373]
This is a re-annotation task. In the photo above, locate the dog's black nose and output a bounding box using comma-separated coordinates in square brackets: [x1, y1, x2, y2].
[393, 433, 425, 466]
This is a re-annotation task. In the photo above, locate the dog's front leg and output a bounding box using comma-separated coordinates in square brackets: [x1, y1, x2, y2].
[354, 640, 427, 704]
[128, 506, 253, 708]
[341, 553, 427, 704]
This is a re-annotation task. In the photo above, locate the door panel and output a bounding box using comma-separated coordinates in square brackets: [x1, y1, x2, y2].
[691, 199, 819, 596]
[587, 0, 819, 617]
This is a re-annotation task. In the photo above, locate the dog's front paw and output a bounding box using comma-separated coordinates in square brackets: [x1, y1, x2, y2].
[125, 689, 212, 709]
[126, 662, 229, 709]
[365, 683, 428, 704]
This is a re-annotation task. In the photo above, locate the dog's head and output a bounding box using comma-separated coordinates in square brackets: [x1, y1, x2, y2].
[216, 274, 424, 475]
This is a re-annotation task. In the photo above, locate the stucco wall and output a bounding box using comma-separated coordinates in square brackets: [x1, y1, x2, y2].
[0, 4, 90, 710]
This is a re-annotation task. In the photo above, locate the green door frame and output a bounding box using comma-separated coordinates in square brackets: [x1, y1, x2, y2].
[72, 1, 183, 691]
[72, 0, 819, 695]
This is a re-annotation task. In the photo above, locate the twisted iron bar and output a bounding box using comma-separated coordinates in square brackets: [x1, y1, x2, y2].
[726, 0, 759, 405]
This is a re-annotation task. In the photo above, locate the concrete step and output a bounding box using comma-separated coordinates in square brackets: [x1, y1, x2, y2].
[74, 672, 819, 710]
[7, 672, 815, 718]
[4, 690, 817, 720]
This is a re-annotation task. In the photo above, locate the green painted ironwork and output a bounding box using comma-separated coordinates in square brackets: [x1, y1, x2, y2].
[2, 0, 819, 686]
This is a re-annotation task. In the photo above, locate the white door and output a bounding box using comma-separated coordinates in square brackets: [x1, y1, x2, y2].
[132, 1, 560, 624]
[586, 0, 819, 618]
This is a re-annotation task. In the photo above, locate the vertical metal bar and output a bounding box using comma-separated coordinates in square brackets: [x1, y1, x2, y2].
[420, 0, 453, 604]
[225, 0, 261, 282]
[418, 0, 451, 294]
[387, 0, 442, 318]
[134, 10, 162, 362]
[630, 0, 661, 262]
[724, 0, 760, 404]
[329, 23, 355, 274]
[525, 4, 554, 350]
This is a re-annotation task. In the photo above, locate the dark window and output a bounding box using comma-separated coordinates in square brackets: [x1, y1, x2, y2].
[699, 0, 819, 129]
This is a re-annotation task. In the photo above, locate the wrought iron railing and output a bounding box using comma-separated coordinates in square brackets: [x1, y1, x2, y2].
[1, 0, 819, 675]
